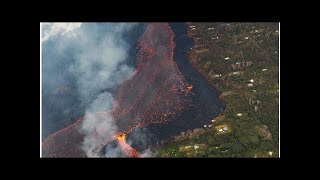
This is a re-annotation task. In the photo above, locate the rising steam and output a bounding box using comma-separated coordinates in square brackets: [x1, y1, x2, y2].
[42, 23, 141, 157]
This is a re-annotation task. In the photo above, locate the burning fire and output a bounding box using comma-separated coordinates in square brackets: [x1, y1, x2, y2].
[187, 85, 193, 91]
[117, 133, 126, 142]
[117, 133, 141, 158]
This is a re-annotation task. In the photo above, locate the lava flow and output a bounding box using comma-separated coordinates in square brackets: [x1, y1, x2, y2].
[117, 134, 141, 158]
[42, 23, 192, 157]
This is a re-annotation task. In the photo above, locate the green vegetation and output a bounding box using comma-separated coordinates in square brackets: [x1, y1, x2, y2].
[157, 23, 279, 158]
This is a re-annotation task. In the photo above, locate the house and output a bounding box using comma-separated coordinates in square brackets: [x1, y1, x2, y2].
[248, 83, 253, 87]
[237, 113, 242, 116]
[249, 79, 254, 83]
[268, 151, 273, 156]
[245, 37, 249, 39]
[223, 127, 228, 131]
[224, 57, 230, 60]
[194, 145, 199, 149]
[219, 129, 223, 132]
[204, 125, 207, 128]
[211, 119, 215, 122]
[262, 69, 267, 71]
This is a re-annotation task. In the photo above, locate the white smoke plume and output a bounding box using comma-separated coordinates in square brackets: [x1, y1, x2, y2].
[42, 23, 142, 157]
[140, 148, 153, 157]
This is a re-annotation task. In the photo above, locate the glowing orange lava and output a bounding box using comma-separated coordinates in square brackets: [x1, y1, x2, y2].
[187, 85, 193, 91]
[117, 134, 141, 158]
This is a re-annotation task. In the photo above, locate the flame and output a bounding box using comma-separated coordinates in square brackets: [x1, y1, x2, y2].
[187, 85, 193, 91]
[117, 133, 126, 142]
[117, 133, 141, 158]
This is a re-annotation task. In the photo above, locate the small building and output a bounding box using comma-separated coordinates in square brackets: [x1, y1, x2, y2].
[204, 125, 207, 128]
[268, 151, 273, 156]
[224, 57, 230, 60]
[249, 79, 254, 83]
[245, 37, 249, 39]
[248, 83, 253, 87]
[237, 113, 242, 116]
[223, 127, 228, 131]
[262, 69, 267, 71]
[211, 119, 215, 122]
[219, 129, 223, 132]
[194, 145, 199, 149]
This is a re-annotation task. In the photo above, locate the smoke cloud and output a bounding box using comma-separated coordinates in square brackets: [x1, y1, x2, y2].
[140, 148, 153, 157]
[42, 23, 146, 157]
